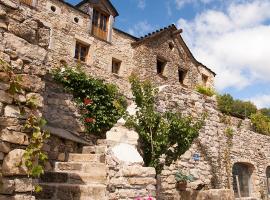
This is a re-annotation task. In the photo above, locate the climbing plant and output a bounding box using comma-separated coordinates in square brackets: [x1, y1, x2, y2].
[125, 75, 205, 173]
[0, 59, 50, 192]
[52, 64, 127, 135]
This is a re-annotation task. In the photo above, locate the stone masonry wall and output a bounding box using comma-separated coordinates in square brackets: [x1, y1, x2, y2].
[133, 31, 215, 90]
[156, 85, 270, 200]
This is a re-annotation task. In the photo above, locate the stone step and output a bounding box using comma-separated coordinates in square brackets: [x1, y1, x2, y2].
[40, 171, 106, 184]
[55, 162, 107, 174]
[36, 183, 106, 200]
[82, 146, 106, 154]
[67, 153, 105, 163]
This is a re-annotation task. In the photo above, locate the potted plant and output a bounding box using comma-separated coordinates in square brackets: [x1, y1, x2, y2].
[175, 170, 195, 191]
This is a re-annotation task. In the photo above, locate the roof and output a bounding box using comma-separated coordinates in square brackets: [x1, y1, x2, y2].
[113, 28, 139, 41]
[76, 0, 119, 17]
[131, 24, 216, 76]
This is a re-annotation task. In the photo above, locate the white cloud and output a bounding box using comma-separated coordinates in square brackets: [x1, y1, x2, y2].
[177, 0, 270, 91]
[137, 0, 146, 9]
[175, 0, 215, 9]
[128, 21, 156, 37]
[249, 94, 270, 109]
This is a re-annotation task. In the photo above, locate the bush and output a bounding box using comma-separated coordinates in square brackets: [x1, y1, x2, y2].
[217, 94, 257, 119]
[52, 65, 127, 135]
[260, 108, 270, 117]
[196, 85, 215, 97]
[250, 112, 270, 135]
[125, 75, 205, 173]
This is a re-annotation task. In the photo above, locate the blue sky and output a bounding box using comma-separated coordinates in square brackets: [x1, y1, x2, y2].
[68, 0, 270, 108]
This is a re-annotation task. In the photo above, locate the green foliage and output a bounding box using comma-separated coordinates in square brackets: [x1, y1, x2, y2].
[52, 65, 127, 135]
[225, 127, 234, 138]
[0, 59, 49, 193]
[196, 85, 215, 97]
[0, 59, 22, 95]
[125, 75, 204, 173]
[175, 170, 195, 182]
[217, 93, 257, 119]
[23, 115, 50, 179]
[250, 112, 270, 135]
[260, 108, 270, 117]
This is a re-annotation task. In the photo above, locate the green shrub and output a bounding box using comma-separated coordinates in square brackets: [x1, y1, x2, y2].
[217, 94, 257, 119]
[125, 75, 205, 173]
[52, 65, 127, 135]
[196, 85, 215, 97]
[250, 112, 270, 135]
[260, 108, 270, 117]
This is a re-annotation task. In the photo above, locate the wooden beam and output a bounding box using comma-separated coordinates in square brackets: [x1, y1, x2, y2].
[172, 29, 183, 36]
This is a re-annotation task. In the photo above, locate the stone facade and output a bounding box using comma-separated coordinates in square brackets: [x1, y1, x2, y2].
[1, 0, 268, 200]
[156, 86, 270, 200]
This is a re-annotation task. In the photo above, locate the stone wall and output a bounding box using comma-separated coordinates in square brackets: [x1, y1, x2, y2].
[156, 85, 270, 200]
[132, 30, 215, 90]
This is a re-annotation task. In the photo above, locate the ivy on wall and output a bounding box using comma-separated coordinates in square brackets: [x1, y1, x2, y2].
[125, 75, 205, 173]
[52, 64, 127, 136]
[0, 59, 50, 192]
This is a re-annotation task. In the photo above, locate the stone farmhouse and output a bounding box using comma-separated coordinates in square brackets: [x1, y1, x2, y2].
[0, 0, 270, 199]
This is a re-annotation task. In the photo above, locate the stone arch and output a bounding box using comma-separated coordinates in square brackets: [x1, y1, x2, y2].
[232, 162, 255, 198]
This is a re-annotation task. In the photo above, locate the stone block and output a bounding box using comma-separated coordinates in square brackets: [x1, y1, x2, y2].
[0, 0, 19, 9]
[20, 74, 44, 92]
[0, 152, 4, 160]
[122, 165, 156, 177]
[0, 179, 14, 194]
[0, 90, 12, 104]
[128, 177, 156, 185]
[8, 21, 37, 44]
[4, 33, 47, 62]
[26, 93, 44, 107]
[0, 141, 10, 153]
[0, 82, 9, 90]
[2, 149, 28, 176]
[0, 129, 29, 145]
[4, 105, 20, 117]
[0, 72, 9, 82]
[38, 27, 50, 48]
[14, 178, 33, 192]
[0, 117, 20, 126]
[13, 93, 26, 103]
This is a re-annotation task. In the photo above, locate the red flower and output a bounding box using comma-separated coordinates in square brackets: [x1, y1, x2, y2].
[84, 98, 93, 105]
[84, 117, 95, 123]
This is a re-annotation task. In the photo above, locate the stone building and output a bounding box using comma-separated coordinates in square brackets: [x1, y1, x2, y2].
[0, 0, 269, 199]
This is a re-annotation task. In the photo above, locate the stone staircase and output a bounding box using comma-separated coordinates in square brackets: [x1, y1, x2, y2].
[36, 145, 107, 200]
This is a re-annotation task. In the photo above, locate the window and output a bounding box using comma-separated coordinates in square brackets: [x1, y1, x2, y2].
[74, 17, 79, 23]
[50, 5, 56, 12]
[156, 58, 166, 75]
[178, 69, 187, 84]
[74, 42, 89, 62]
[112, 59, 121, 74]
[232, 163, 253, 198]
[20, 0, 33, 6]
[169, 42, 174, 50]
[202, 74, 208, 86]
[92, 9, 109, 40]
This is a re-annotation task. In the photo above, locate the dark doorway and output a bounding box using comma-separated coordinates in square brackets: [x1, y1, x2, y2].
[232, 163, 253, 198]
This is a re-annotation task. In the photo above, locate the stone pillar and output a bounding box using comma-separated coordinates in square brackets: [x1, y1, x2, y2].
[107, 15, 114, 43]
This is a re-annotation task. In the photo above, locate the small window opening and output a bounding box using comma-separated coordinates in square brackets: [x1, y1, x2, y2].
[178, 69, 187, 84]
[74, 17, 79, 23]
[169, 42, 174, 50]
[50, 6, 56, 12]
[112, 59, 121, 74]
[157, 58, 166, 75]
[202, 74, 208, 86]
[74, 41, 89, 62]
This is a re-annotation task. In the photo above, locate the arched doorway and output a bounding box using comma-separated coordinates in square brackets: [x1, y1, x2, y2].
[232, 162, 254, 198]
